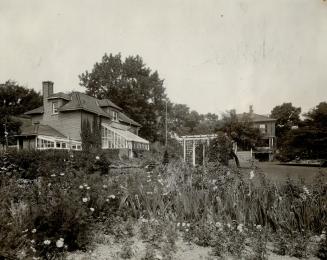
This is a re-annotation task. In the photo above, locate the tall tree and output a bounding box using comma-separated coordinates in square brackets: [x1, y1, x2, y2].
[79, 53, 168, 142]
[270, 103, 301, 147]
[0, 81, 42, 116]
[0, 81, 41, 146]
[218, 110, 262, 150]
[278, 102, 327, 161]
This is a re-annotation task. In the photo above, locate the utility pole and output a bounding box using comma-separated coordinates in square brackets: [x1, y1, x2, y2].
[3, 119, 9, 151]
[165, 99, 168, 147]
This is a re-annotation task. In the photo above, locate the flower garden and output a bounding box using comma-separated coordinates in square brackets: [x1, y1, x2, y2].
[0, 149, 326, 260]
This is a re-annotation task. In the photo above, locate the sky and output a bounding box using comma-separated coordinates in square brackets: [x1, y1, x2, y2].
[1, 0, 327, 116]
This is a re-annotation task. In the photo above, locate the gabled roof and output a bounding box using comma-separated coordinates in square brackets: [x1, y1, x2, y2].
[25, 106, 44, 115]
[58, 92, 110, 118]
[24, 91, 142, 127]
[237, 113, 276, 122]
[98, 99, 122, 111]
[17, 124, 66, 138]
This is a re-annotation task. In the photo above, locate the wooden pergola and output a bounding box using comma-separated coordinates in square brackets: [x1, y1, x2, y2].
[175, 134, 218, 166]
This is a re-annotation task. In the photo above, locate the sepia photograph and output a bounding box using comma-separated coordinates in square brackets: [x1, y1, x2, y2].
[0, 0, 327, 259]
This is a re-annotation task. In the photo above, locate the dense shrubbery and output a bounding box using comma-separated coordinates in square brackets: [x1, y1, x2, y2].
[0, 150, 326, 259]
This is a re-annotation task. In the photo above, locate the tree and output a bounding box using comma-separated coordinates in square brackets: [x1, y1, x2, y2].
[79, 53, 168, 142]
[270, 103, 301, 147]
[0, 81, 42, 116]
[277, 102, 327, 161]
[219, 110, 262, 151]
[0, 81, 41, 147]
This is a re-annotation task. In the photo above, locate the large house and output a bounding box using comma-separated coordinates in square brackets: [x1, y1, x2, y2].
[237, 106, 276, 161]
[16, 81, 149, 156]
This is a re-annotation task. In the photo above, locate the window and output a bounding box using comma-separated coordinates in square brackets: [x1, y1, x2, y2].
[113, 111, 118, 121]
[52, 102, 59, 114]
[259, 124, 267, 134]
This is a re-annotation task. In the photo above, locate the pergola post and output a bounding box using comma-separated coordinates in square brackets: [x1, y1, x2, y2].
[192, 140, 196, 166]
[183, 138, 186, 162]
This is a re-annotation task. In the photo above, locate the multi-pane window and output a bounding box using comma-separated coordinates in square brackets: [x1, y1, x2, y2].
[259, 124, 267, 134]
[52, 102, 59, 114]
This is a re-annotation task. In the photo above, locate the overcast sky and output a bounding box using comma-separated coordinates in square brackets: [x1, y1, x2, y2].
[1, 0, 326, 115]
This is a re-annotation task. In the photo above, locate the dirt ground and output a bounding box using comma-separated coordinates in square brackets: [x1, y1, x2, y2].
[67, 235, 319, 260]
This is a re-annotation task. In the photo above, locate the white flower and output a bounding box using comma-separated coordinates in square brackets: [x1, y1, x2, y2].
[226, 171, 230, 176]
[108, 195, 115, 199]
[185, 229, 189, 232]
[303, 186, 310, 196]
[215, 222, 222, 228]
[103, 185, 108, 189]
[256, 225, 262, 231]
[22, 229, 28, 233]
[90, 207, 95, 212]
[56, 239, 64, 248]
[177, 222, 180, 227]
[86, 186, 90, 190]
[50, 174, 56, 177]
[227, 223, 231, 229]
[79, 185, 83, 189]
[182, 222, 186, 227]
[32, 229, 36, 233]
[237, 224, 243, 233]
[31, 239, 35, 244]
[83, 183, 88, 187]
[213, 186, 218, 191]
[249, 170, 255, 179]
[186, 223, 190, 227]
[70, 154, 74, 158]
[48, 183, 51, 187]
[82, 197, 88, 203]
[105, 198, 109, 202]
[43, 240, 51, 245]
[95, 156, 100, 160]
[60, 173, 65, 176]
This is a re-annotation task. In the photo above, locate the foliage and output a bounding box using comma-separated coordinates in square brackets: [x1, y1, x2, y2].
[0, 116, 22, 146]
[1, 151, 327, 258]
[270, 102, 301, 147]
[81, 116, 102, 152]
[0, 80, 42, 116]
[277, 102, 327, 161]
[0, 150, 111, 179]
[218, 109, 262, 150]
[79, 53, 168, 142]
[208, 132, 233, 165]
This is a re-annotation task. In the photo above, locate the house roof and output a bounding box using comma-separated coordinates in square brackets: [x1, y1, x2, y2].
[58, 92, 110, 118]
[237, 113, 276, 122]
[24, 91, 142, 127]
[17, 124, 66, 138]
[98, 99, 122, 111]
[25, 106, 44, 115]
[118, 111, 142, 127]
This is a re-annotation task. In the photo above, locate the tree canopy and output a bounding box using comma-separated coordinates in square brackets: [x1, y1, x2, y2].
[277, 102, 327, 161]
[79, 53, 168, 142]
[0, 80, 42, 116]
[0, 81, 42, 147]
[270, 103, 301, 148]
[218, 110, 262, 151]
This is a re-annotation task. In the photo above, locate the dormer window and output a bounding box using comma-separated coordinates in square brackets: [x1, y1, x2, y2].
[113, 111, 118, 121]
[52, 101, 59, 114]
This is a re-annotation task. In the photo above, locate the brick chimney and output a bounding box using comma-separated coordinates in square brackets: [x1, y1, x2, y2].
[42, 81, 54, 101]
[249, 105, 254, 114]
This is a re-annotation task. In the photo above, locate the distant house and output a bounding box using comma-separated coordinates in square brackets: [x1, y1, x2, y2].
[237, 106, 276, 161]
[16, 81, 149, 156]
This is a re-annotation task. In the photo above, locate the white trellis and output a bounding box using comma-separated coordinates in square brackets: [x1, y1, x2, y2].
[174, 134, 217, 166]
